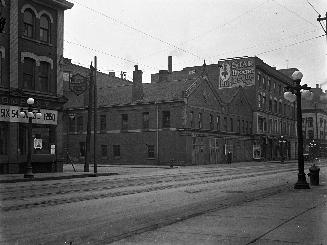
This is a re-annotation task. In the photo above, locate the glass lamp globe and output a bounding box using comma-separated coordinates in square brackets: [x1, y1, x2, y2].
[36, 111, 42, 119]
[19, 110, 26, 117]
[27, 111, 34, 117]
[27, 98, 34, 105]
[284, 91, 296, 102]
[291, 71, 303, 81]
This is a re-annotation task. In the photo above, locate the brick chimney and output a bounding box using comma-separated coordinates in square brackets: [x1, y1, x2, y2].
[132, 65, 143, 101]
[158, 70, 169, 83]
[168, 56, 172, 73]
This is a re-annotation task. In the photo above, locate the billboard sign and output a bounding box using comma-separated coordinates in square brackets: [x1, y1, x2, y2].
[218, 57, 255, 89]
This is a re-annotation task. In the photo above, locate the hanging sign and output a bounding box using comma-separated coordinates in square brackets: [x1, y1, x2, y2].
[218, 57, 255, 89]
[70, 73, 88, 96]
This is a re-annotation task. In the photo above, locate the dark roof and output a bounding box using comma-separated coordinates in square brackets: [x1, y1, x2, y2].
[278, 68, 298, 79]
[97, 78, 197, 107]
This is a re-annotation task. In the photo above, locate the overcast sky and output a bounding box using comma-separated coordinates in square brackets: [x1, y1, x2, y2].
[64, 0, 327, 89]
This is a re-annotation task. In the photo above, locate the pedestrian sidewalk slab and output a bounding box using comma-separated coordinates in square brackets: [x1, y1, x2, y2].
[113, 168, 327, 245]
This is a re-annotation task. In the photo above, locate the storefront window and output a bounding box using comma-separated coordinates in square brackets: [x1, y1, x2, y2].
[0, 122, 8, 155]
[32, 125, 56, 154]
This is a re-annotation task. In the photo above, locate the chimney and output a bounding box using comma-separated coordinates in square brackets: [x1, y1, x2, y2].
[158, 70, 169, 83]
[316, 84, 319, 88]
[108, 71, 115, 77]
[132, 65, 143, 101]
[168, 56, 172, 73]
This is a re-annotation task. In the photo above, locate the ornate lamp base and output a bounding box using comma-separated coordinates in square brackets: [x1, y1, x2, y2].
[294, 173, 310, 189]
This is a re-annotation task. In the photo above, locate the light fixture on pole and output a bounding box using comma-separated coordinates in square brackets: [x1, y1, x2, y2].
[19, 98, 42, 178]
[284, 71, 310, 189]
[278, 135, 287, 164]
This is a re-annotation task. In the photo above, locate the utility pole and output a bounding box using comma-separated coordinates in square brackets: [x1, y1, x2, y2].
[85, 63, 94, 172]
[317, 12, 327, 41]
[93, 56, 98, 174]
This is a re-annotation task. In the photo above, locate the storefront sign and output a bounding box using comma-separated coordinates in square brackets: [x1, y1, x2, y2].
[70, 73, 88, 96]
[218, 57, 255, 88]
[50, 145, 56, 155]
[0, 105, 58, 125]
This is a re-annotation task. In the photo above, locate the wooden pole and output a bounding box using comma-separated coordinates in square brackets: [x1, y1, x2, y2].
[93, 56, 98, 174]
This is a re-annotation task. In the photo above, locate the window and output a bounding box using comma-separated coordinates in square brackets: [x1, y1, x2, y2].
[121, 114, 128, 130]
[63, 72, 71, 83]
[269, 99, 272, 111]
[274, 100, 278, 113]
[262, 77, 266, 89]
[76, 116, 83, 132]
[147, 145, 155, 158]
[23, 58, 35, 89]
[258, 94, 262, 108]
[69, 117, 76, 132]
[230, 118, 233, 132]
[279, 102, 282, 114]
[242, 120, 245, 133]
[257, 74, 262, 87]
[40, 15, 50, 42]
[23, 10, 34, 38]
[198, 113, 202, 129]
[258, 116, 264, 132]
[113, 145, 120, 157]
[246, 121, 249, 134]
[237, 119, 240, 133]
[262, 95, 266, 109]
[308, 130, 314, 139]
[0, 123, 8, 155]
[39, 61, 50, 92]
[267, 78, 270, 90]
[101, 145, 107, 157]
[283, 103, 286, 115]
[224, 117, 227, 131]
[307, 117, 313, 127]
[190, 111, 194, 128]
[320, 118, 323, 127]
[143, 112, 149, 129]
[210, 114, 214, 130]
[100, 115, 106, 131]
[216, 116, 220, 131]
[79, 142, 85, 157]
[162, 111, 170, 128]
[0, 51, 2, 85]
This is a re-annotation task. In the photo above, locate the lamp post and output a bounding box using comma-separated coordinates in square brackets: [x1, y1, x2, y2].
[19, 98, 42, 178]
[284, 71, 310, 189]
[309, 139, 317, 161]
[279, 135, 287, 164]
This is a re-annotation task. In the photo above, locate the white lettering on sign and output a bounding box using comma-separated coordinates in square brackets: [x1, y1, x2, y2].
[219, 58, 255, 89]
[0, 105, 58, 125]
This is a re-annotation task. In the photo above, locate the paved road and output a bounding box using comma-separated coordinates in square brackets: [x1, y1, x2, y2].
[0, 162, 318, 244]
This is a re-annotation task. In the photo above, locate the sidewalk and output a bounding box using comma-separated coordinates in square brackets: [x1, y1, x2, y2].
[0, 159, 322, 183]
[113, 168, 327, 245]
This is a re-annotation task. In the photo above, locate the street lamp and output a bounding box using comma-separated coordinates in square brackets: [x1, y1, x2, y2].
[279, 136, 287, 164]
[284, 71, 310, 189]
[19, 98, 42, 178]
[309, 139, 317, 161]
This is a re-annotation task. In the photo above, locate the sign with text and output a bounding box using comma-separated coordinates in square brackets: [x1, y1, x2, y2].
[0, 105, 58, 125]
[70, 73, 88, 96]
[34, 138, 43, 149]
[218, 57, 255, 89]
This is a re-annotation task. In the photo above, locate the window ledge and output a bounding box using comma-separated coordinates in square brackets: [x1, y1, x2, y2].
[21, 36, 53, 47]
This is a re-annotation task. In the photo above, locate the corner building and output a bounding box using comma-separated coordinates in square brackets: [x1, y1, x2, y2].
[0, 0, 73, 173]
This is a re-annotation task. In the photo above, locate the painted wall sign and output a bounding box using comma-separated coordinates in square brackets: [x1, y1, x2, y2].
[218, 58, 255, 88]
[0, 105, 58, 125]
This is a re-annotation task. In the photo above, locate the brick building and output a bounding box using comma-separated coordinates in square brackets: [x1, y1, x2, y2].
[301, 84, 327, 157]
[153, 56, 298, 162]
[64, 58, 254, 165]
[0, 0, 73, 174]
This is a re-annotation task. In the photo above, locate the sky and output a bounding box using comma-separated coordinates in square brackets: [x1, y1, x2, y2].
[63, 0, 327, 89]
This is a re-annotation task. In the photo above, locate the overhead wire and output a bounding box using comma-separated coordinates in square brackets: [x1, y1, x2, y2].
[306, 0, 321, 15]
[69, 0, 204, 60]
[256, 33, 326, 55]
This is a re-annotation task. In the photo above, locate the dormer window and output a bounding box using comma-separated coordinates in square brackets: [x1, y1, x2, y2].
[23, 10, 35, 38]
[40, 15, 50, 42]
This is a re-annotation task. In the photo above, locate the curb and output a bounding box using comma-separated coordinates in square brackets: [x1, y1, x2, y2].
[0, 172, 118, 184]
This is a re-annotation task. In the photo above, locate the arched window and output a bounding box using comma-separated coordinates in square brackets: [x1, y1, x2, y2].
[40, 15, 50, 42]
[39, 61, 50, 92]
[23, 58, 35, 89]
[23, 10, 35, 38]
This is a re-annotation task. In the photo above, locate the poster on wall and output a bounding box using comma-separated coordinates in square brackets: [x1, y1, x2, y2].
[218, 57, 255, 89]
[253, 145, 261, 160]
